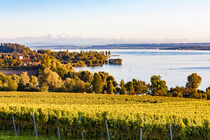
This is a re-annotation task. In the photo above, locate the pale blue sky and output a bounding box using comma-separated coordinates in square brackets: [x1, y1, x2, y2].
[1, 0, 210, 42]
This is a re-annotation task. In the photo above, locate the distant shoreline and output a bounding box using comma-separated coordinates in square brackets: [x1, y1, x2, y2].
[28, 43, 210, 51]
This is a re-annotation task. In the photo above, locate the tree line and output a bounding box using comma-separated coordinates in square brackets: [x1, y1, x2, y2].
[37, 49, 108, 66]
[0, 55, 209, 99]
[0, 43, 209, 99]
[0, 43, 109, 67]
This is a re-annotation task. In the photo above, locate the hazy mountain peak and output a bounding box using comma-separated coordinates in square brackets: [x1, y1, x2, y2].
[0, 35, 209, 47]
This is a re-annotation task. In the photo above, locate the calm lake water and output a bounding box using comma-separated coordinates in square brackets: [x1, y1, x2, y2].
[73, 49, 210, 90]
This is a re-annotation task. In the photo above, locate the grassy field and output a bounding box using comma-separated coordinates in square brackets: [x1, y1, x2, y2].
[0, 135, 57, 140]
[0, 91, 209, 139]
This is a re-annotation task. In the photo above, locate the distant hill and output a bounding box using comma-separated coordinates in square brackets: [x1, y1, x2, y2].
[90, 43, 210, 50]
[29, 43, 210, 50]
[0, 43, 32, 53]
[2, 42, 210, 51]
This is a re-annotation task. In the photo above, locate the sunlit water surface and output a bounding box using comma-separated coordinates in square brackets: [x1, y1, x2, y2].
[67, 49, 210, 90]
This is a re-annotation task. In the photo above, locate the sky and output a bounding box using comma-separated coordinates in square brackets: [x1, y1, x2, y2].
[0, 0, 210, 44]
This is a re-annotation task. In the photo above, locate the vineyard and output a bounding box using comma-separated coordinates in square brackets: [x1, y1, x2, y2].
[0, 92, 209, 139]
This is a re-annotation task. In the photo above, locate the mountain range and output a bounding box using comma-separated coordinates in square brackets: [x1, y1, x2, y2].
[1, 35, 210, 50]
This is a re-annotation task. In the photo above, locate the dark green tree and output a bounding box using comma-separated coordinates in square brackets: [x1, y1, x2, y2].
[186, 73, 202, 92]
[92, 73, 103, 93]
[120, 80, 125, 87]
[150, 75, 168, 96]
[78, 71, 93, 83]
[125, 81, 135, 95]
[120, 80, 127, 94]
[205, 87, 210, 100]
[132, 79, 149, 95]
[121, 87, 127, 95]
[107, 80, 114, 94]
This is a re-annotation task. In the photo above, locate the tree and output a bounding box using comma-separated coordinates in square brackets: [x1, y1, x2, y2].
[18, 72, 30, 91]
[64, 78, 75, 92]
[186, 73, 202, 92]
[120, 80, 127, 94]
[120, 87, 127, 95]
[41, 56, 75, 79]
[125, 81, 135, 95]
[38, 68, 64, 91]
[150, 75, 168, 96]
[132, 79, 149, 95]
[85, 82, 92, 93]
[107, 80, 114, 94]
[40, 86, 49, 92]
[66, 72, 78, 79]
[0, 73, 18, 91]
[11, 74, 20, 84]
[107, 75, 118, 87]
[98, 71, 109, 84]
[30, 76, 39, 89]
[92, 73, 103, 93]
[19, 72, 30, 86]
[170, 87, 183, 97]
[7, 77, 18, 91]
[73, 79, 86, 93]
[206, 87, 210, 100]
[41, 55, 52, 70]
[78, 71, 93, 83]
[120, 80, 125, 88]
[64, 78, 89, 93]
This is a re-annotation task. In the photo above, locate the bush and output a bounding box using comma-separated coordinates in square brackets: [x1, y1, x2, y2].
[40, 86, 49, 92]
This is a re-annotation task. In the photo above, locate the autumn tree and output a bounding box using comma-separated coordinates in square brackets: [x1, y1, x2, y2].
[73, 79, 86, 93]
[0, 73, 18, 91]
[19, 72, 30, 86]
[38, 68, 64, 91]
[18, 72, 30, 91]
[41, 55, 75, 79]
[41, 55, 52, 69]
[11, 74, 20, 84]
[30, 76, 39, 89]
[64, 78, 74, 92]
[64, 78, 86, 93]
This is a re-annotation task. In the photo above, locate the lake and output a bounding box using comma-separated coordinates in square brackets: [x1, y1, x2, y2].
[73, 49, 210, 90]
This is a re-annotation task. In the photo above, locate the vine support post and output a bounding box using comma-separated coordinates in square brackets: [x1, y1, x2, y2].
[80, 114, 84, 140]
[105, 119, 110, 140]
[169, 124, 173, 140]
[57, 120, 60, 140]
[139, 119, 142, 140]
[32, 113, 38, 137]
[12, 115, 17, 136]
[140, 128, 142, 140]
